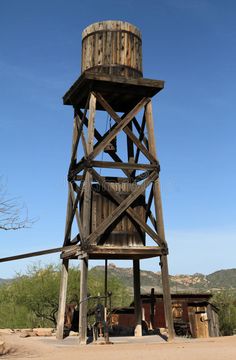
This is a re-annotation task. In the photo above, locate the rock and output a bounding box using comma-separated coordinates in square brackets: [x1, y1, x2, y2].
[33, 328, 53, 337]
[0, 328, 14, 335]
[0, 340, 7, 355]
[70, 331, 79, 336]
[19, 332, 31, 338]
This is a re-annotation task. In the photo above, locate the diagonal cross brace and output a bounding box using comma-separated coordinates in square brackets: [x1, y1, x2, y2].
[94, 92, 157, 164]
[76, 108, 131, 178]
[89, 168, 165, 247]
[85, 171, 159, 246]
[88, 93, 154, 163]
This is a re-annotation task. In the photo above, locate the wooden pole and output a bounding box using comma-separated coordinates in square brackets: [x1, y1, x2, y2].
[160, 255, 174, 340]
[104, 259, 108, 307]
[145, 100, 175, 341]
[133, 259, 142, 337]
[57, 111, 81, 339]
[56, 259, 69, 339]
[79, 257, 88, 344]
[79, 93, 96, 344]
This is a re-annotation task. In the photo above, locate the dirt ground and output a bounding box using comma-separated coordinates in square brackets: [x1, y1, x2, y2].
[0, 332, 236, 360]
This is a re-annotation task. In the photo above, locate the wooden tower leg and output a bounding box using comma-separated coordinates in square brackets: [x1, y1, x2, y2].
[133, 259, 142, 337]
[145, 100, 175, 341]
[160, 255, 175, 341]
[79, 257, 88, 344]
[79, 93, 96, 344]
[56, 259, 69, 339]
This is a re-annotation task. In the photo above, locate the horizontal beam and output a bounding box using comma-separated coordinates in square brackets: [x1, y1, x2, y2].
[87, 246, 165, 259]
[91, 161, 159, 171]
[0, 245, 80, 263]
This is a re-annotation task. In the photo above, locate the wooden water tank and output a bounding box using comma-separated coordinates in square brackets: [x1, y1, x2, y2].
[91, 183, 145, 247]
[81, 21, 143, 78]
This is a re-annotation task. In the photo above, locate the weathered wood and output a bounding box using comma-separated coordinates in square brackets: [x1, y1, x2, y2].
[89, 168, 162, 245]
[133, 260, 142, 337]
[56, 259, 69, 339]
[79, 93, 96, 344]
[94, 92, 156, 163]
[132, 116, 149, 149]
[104, 259, 108, 312]
[60, 246, 82, 259]
[86, 171, 157, 245]
[145, 101, 167, 248]
[87, 246, 164, 259]
[88, 94, 151, 161]
[77, 109, 131, 178]
[69, 182, 83, 240]
[81, 21, 143, 78]
[63, 72, 164, 112]
[150, 288, 155, 330]
[127, 121, 134, 163]
[75, 108, 89, 157]
[91, 160, 158, 171]
[0, 245, 80, 263]
[69, 100, 89, 170]
[133, 113, 147, 178]
[145, 100, 174, 340]
[63, 184, 74, 246]
[79, 257, 88, 344]
[160, 255, 175, 341]
[71, 160, 157, 177]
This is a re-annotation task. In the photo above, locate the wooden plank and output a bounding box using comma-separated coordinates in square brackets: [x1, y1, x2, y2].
[132, 116, 149, 148]
[127, 122, 134, 172]
[94, 92, 156, 163]
[56, 259, 69, 339]
[63, 185, 74, 246]
[88, 94, 150, 161]
[86, 171, 158, 245]
[87, 246, 163, 258]
[77, 109, 131, 178]
[160, 255, 175, 341]
[79, 257, 88, 344]
[0, 244, 80, 263]
[145, 100, 174, 340]
[133, 260, 142, 337]
[69, 99, 89, 169]
[133, 113, 147, 178]
[90, 168, 162, 245]
[79, 93, 96, 345]
[75, 111, 89, 157]
[63, 72, 164, 107]
[145, 101, 168, 249]
[91, 160, 158, 171]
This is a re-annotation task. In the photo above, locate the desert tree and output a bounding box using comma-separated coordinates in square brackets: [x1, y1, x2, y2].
[0, 177, 33, 231]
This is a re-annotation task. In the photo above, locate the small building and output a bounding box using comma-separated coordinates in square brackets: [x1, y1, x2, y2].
[111, 292, 219, 338]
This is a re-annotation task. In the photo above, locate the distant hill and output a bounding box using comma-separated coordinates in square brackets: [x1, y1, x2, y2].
[91, 265, 236, 294]
[0, 278, 10, 285]
[1, 267, 235, 294]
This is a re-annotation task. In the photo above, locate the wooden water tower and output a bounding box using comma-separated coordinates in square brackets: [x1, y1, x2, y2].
[56, 20, 174, 343]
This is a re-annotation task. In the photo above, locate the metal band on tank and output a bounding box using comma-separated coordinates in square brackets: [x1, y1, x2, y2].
[82, 29, 142, 44]
[83, 64, 143, 76]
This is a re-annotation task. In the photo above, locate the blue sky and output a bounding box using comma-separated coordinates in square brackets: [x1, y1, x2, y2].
[0, 0, 235, 278]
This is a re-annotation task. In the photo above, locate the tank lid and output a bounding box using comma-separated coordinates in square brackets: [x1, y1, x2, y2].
[82, 20, 142, 40]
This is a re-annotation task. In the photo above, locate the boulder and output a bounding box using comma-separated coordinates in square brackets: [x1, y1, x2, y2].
[0, 340, 6, 355]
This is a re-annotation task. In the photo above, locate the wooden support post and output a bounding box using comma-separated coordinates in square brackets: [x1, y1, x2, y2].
[56, 259, 69, 339]
[79, 93, 96, 344]
[79, 257, 88, 344]
[145, 100, 175, 341]
[160, 255, 175, 341]
[104, 259, 108, 304]
[150, 287, 155, 330]
[133, 259, 142, 337]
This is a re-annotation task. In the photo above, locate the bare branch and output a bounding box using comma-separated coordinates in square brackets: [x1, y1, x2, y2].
[0, 178, 36, 231]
